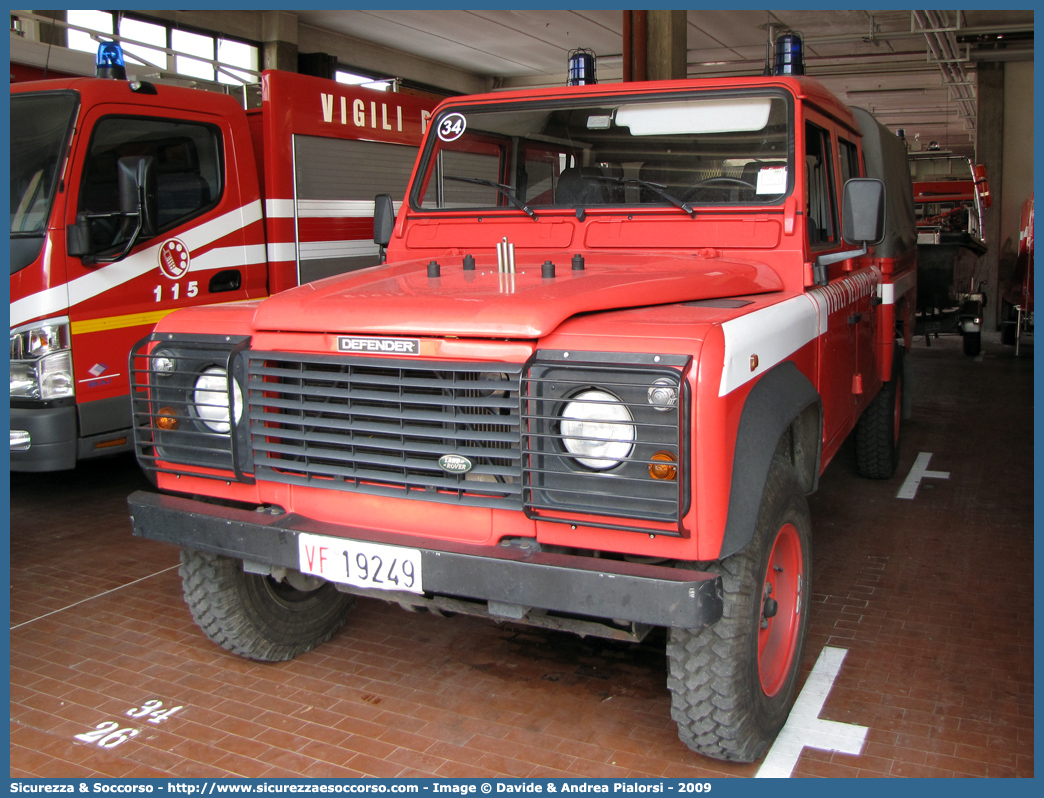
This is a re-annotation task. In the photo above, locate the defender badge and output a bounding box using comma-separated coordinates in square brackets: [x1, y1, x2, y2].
[438, 454, 473, 474]
[338, 337, 420, 355]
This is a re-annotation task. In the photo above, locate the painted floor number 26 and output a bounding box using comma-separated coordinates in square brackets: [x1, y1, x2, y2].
[73, 700, 183, 749]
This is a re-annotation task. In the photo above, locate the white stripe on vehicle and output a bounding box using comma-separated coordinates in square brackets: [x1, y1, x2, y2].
[266, 242, 297, 262]
[265, 198, 295, 218]
[719, 295, 819, 397]
[877, 268, 916, 305]
[719, 268, 881, 397]
[10, 201, 263, 328]
[188, 244, 268, 273]
[299, 240, 380, 261]
[298, 199, 403, 218]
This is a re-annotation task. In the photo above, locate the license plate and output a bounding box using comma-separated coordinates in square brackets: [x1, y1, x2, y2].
[298, 533, 423, 595]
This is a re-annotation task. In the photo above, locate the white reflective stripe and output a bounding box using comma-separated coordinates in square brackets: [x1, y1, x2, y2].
[299, 240, 379, 261]
[265, 199, 295, 218]
[266, 242, 297, 262]
[10, 201, 263, 329]
[298, 199, 373, 218]
[719, 295, 819, 397]
[877, 268, 916, 305]
[296, 199, 401, 218]
[11, 286, 69, 331]
[189, 244, 268, 272]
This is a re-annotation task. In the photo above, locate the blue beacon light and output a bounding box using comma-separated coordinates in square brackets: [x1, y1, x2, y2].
[96, 41, 127, 80]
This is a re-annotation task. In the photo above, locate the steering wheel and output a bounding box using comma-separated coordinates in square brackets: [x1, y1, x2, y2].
[682, 176, 757, 202]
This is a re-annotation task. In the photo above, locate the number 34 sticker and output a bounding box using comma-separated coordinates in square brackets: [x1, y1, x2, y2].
[437, 112, 467, 142]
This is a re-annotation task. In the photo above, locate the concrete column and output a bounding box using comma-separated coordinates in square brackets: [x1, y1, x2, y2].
[261, 10, 299, 73]
[976, 62, 1004, 329]
[646, 10, 687, 81]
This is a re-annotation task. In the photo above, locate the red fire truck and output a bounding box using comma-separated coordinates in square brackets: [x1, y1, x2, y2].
[10, 48, 435, 471]
[128, 66, 916, 761]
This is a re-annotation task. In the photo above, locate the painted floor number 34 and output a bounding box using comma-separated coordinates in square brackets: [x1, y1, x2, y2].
[73, 700, 183, 749]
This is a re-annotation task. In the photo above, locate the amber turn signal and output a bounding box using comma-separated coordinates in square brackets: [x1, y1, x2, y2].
[156, 407, 179, 431]
[648, 451, 678, 480]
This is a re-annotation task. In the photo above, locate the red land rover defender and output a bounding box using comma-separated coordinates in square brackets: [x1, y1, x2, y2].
[128, 74, 916, 761]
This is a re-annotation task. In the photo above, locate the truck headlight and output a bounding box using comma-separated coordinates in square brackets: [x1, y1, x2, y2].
[522, 355, 691, 531]
[560, 389, 635, 470]
[10, 319, 73, 400]
[192, 366, 243, 433]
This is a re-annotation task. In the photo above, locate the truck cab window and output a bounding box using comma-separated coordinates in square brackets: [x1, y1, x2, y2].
[839, 137, 860, 185]
[804, 122, 838, 246]
[10, 92, 78, 252]
[77, 116, 222, 252]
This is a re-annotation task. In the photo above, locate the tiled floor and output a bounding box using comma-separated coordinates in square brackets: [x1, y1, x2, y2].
[9, 331, 1033, 778]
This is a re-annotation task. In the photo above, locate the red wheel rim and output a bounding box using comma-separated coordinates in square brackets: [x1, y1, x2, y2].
[758, 522, 803, 697]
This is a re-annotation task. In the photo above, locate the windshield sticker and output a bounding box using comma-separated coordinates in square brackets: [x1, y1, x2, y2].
[757, 166, 788, 195]
[437, 113, 467, 142]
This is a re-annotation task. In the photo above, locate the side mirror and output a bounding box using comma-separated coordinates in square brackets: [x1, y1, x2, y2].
[68, 156, 158, 265]
[373, 193, 396, 263]
[812, 178, 886, 287]
[841, 178, 885, 247]
[118, 155, 158, 238]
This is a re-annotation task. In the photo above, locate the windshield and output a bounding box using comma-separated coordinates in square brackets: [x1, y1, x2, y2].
[10, 91, 78, 236]
[412, 90, 792, 214]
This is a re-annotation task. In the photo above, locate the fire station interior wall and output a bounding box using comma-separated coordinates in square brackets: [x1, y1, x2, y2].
[293, 135, 419, 284]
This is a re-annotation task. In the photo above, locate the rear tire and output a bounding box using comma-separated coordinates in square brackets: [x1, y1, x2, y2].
[855, 345, 904, 479]
[963, 330, 981, 357]
[667, 454, 811, 762]
[180, 548, 355, 661]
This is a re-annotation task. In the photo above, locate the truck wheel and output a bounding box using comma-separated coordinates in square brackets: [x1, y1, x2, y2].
[667, 455, 811, 762]
[855, 346, 904, 479]
[963, 330, 982, 356]
[179, 548, 355, 662]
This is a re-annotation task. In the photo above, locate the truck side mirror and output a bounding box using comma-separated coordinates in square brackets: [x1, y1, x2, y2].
[813, 178, 886, 287]
[118, 155, 158, 238]
[373, 193, 396, 263]
[71, 156, 159, 266]
[841, 178, 885, 247]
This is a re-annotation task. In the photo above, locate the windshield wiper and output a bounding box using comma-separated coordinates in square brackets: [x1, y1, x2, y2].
[593, 176, 697, 219]
[444, 176, 537, 219]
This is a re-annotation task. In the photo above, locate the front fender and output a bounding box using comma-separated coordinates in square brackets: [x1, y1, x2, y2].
[718, 361, 821, 559]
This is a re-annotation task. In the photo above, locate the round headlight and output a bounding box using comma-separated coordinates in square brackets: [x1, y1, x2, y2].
[192, 366, 242, 433]
[560, 389, 635, 470]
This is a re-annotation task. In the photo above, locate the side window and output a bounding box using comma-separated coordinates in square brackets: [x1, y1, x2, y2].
[78, 116, 222, 252]
[839, 138, 860, 185]
[804, 121, 838, 246]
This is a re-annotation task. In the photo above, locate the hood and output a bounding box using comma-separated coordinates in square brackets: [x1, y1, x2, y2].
[251, 252, 783, 338]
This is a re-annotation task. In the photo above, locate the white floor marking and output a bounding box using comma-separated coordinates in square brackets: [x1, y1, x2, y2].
[755, 646, 868, 778]
[9, 565, 180, 631]
[896, 451, 950, 499]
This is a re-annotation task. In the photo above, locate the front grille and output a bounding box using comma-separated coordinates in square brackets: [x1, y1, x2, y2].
[247, 352, 523, 509]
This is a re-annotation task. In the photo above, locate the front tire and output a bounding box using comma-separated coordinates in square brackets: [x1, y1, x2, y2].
[667, 455, 812, 762]
[180, 548, 355, 661]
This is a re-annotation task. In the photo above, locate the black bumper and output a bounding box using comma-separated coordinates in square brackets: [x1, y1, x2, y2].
[10, 403, 77, 472]
[128, 490, 723, 630]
